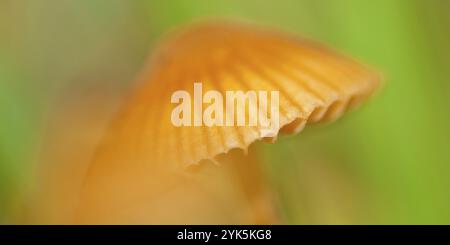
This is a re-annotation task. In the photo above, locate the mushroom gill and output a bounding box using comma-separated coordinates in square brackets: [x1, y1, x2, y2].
[73, 21, 381, 224]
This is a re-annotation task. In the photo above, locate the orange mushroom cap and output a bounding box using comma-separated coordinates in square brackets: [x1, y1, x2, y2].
[76, 21, 381, 223]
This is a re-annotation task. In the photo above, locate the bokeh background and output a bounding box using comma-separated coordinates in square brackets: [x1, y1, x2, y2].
[1, 0, 450, 224]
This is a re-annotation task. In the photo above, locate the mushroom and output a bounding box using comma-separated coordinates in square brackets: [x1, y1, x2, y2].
[73, 21, 381, 224]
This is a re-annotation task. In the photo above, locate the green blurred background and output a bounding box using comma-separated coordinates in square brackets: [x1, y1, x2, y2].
[1, 0, 449, 224]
